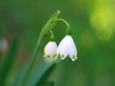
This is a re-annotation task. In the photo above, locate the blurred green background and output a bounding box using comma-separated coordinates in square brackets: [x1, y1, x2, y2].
[0, 0, 115, 86]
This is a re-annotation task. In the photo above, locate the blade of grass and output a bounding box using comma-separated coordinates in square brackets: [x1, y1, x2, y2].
[35, 63, 56, 86]
[12, 64, 27, 86]
[25, 62, 55, 86]
[13, 62, 55, 86]
[0, 38, 19, 86]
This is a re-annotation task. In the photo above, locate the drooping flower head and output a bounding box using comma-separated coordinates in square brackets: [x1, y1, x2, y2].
[56, 35, 77, 61]
[43, 17, 78, 61]
[43, 29, 57, 60]
[53, 18, 78, 61]
[44, 41, 57, 59]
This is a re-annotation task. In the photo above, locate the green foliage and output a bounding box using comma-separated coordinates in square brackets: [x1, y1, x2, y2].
[35, 63, 56, 86]
[12, 62, 56, 86]
[12, 64, 27, 86]
[0, 38, 19, 86]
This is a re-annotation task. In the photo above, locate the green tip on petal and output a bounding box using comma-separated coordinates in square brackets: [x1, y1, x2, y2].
[53, 53, 57, 59]
[61, 54, 64, 58]
[72, 55, 76, 59]
[72, 55, 78, 60]
[47, 55, 50, 58]
[72, 55, 75, 61]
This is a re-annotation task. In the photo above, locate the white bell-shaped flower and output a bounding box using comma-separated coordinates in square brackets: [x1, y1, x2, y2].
[56, 35, 77, 61]
[44, 41, 57, 59]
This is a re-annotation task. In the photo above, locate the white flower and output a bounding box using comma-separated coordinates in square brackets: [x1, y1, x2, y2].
[44, 41, 57, 59]
[56, 35, 77, 61]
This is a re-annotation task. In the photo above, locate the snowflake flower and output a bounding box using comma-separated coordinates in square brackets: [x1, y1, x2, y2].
[56, 35, 77, 61]
[44, 41, 57, 59]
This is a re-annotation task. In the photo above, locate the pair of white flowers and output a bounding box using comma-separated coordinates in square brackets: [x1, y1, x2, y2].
[44, 35, 77, 61]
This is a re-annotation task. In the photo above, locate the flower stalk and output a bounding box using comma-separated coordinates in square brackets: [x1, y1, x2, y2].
[56, 18, 72, 35]
[20, 10, 60, 86]
[48, 29, 55, 41]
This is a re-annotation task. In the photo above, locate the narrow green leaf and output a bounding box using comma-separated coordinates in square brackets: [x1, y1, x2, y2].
[13, 62, 56, 86]
[12, 64, 27, 86]
[35, 63, 56, 86]
[0, 38, 19, 86]
[25, 62, 56, 86]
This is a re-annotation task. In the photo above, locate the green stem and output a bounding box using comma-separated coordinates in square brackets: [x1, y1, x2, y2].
[56, 18, 72, 35]
[56, 18, 70, 26]
[20, 10, 60, 86]
[48, 29, 55, 41]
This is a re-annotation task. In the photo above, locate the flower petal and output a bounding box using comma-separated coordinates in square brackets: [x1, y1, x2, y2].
[59, 43, 68, 60]
[56, 35, 77, 61]
[67, 36, 77, 61]
[44, 41, 57, 59]
[56, 36, 68, 55]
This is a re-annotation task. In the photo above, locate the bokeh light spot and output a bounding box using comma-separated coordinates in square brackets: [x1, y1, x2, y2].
[96, 28, 113, 41]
